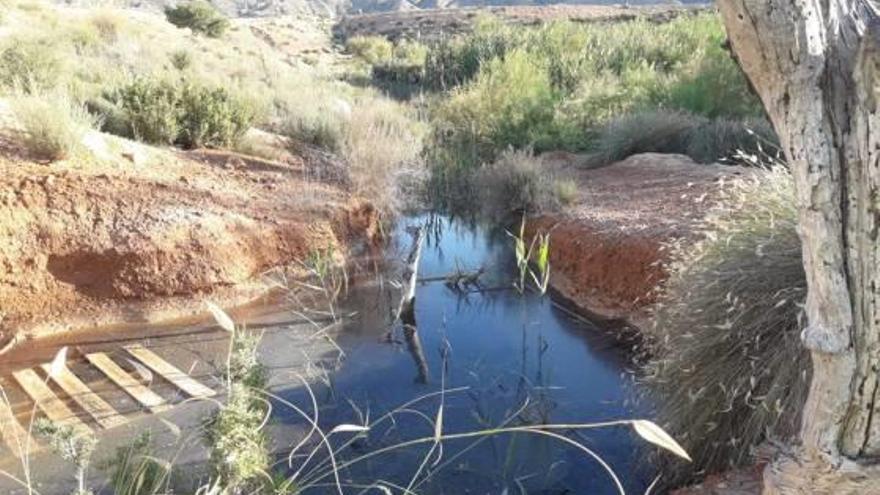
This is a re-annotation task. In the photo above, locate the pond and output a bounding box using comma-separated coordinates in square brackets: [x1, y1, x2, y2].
[275, 214, 653, 494]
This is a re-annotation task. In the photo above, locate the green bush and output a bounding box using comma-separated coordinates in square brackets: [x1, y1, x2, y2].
[345, 35, 393, 65]
[108, 77, 182, 145]
[178, 83, 256, 148]
[425, 12, 763, 179]
[644, 166, 808, 485]
[433, 50, 560, 164]
[12, 93, 95, 161]
[98, 77, 255, 148]
[164, 1, 229, 38]
[0, 37, 64, 93]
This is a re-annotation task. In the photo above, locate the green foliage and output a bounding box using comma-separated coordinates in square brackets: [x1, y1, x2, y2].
[35, 418, 97, 495]
[205, 331, 271, 493]
[12, 92, 94, 161]
[103, 432, 171, 495]
[644, 166, 808, 485]
[98, 77, 256, 148]
[0, 36, 64, 93]
[424, 15, 514, 90]
[169, 49, 192, 71]
[371, 38, 429, 85]
[178, 82, 256, 148]
[164, 1, 229, 38]
[426, 13, 765, 176]
[345, 35, 393, 65]
[106, 77, 181, 144]
[433, 50, 560, 164]
[283, 109, 345, 152]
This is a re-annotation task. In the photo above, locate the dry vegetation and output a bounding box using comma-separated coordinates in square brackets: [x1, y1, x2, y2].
[0, 0, 424, 215]
[643, 165, 808, 485]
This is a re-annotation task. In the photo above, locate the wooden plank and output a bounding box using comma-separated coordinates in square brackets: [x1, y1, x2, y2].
[125, 345, 216, 399]
[0, 393, 35, 457]
[12, 369, 91, 435]
[41, 363, 126, 429]
[85, 352, 169, 414]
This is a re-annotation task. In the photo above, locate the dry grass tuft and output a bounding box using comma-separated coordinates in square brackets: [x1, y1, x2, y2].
[642, 165, 809, 485]
[12, 92, 95, 161]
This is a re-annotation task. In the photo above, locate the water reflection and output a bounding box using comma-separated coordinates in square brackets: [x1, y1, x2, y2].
[277, 214, 651, 494]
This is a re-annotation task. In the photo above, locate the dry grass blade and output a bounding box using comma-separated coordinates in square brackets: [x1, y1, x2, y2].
[632, 420, 691, 462]
[205, 301, 235, 333]
[47, 347, 69, 379]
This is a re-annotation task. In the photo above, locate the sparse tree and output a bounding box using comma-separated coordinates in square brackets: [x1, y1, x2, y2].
[716, 1, 880, 492]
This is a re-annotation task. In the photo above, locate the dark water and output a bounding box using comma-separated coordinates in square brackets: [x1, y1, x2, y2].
[278, 215, 652, 494]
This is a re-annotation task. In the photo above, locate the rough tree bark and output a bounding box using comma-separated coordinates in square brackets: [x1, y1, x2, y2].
[716, 1, 880, 492]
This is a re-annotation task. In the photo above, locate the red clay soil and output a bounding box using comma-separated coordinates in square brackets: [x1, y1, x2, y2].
[531, 153, 748, 325]
[0, 132, 379, 349]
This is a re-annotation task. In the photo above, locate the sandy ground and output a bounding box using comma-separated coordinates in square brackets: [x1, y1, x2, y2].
[0, 119, 380, 349]
[532, 152, 748, 326]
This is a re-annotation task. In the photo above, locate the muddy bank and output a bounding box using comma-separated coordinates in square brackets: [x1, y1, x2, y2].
[0, 129, 379, 347]
[532, 153, 747, 328]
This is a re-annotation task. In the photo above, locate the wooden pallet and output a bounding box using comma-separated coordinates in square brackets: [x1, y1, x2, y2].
[84, 352, 170, 414]
[12, 369, 91, 435]
[125, 344, 216, 399]
[41, 363, 126, 429]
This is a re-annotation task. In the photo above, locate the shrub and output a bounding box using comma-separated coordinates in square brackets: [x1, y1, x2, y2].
[0, 37, 64, 93]
[662, 44, 763, 118]
[100, 77, 256, 148]
[423, 15, 514, 90]
[593, 109, 779, 165]
[12, 92, 94, 161]
[594, 110, 700, 164]
[643, 166, 808, 485]
[475, 148, 562, 218]
[205, 331, 270, 492]
[685, 117, 778, 164]
[283, 109, 346, 152]
[103, 432, 171, 495]
[164, 1, 229, 38]
[178, 83, 256, 148]
[108, 77, 182, 145]
[342, 97, 424, 212]
[169, 49, 193, 71]
[345, 35, 393, 65]
[433, 50, 559, 164]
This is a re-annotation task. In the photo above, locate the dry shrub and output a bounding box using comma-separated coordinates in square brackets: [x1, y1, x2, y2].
[12, 92, 95, 161]
[643, 165, 809, 485]
[342, 97, 424, 213]
[475, 148, 563, 219]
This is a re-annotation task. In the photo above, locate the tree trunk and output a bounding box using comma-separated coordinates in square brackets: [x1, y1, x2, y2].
[716, 0, 880, 492]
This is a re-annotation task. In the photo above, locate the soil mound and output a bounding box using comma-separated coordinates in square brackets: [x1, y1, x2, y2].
[532, 153, 747, 324]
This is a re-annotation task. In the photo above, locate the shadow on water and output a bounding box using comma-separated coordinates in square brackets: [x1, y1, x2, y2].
[276, 213, 655, 494]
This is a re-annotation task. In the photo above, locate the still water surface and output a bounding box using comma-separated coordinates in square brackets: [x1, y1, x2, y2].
[278, 214, 652, 494]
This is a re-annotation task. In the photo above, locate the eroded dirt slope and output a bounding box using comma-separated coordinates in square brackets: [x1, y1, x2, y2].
[0, 129, 378, 348]
[532, 153, 747, 325]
